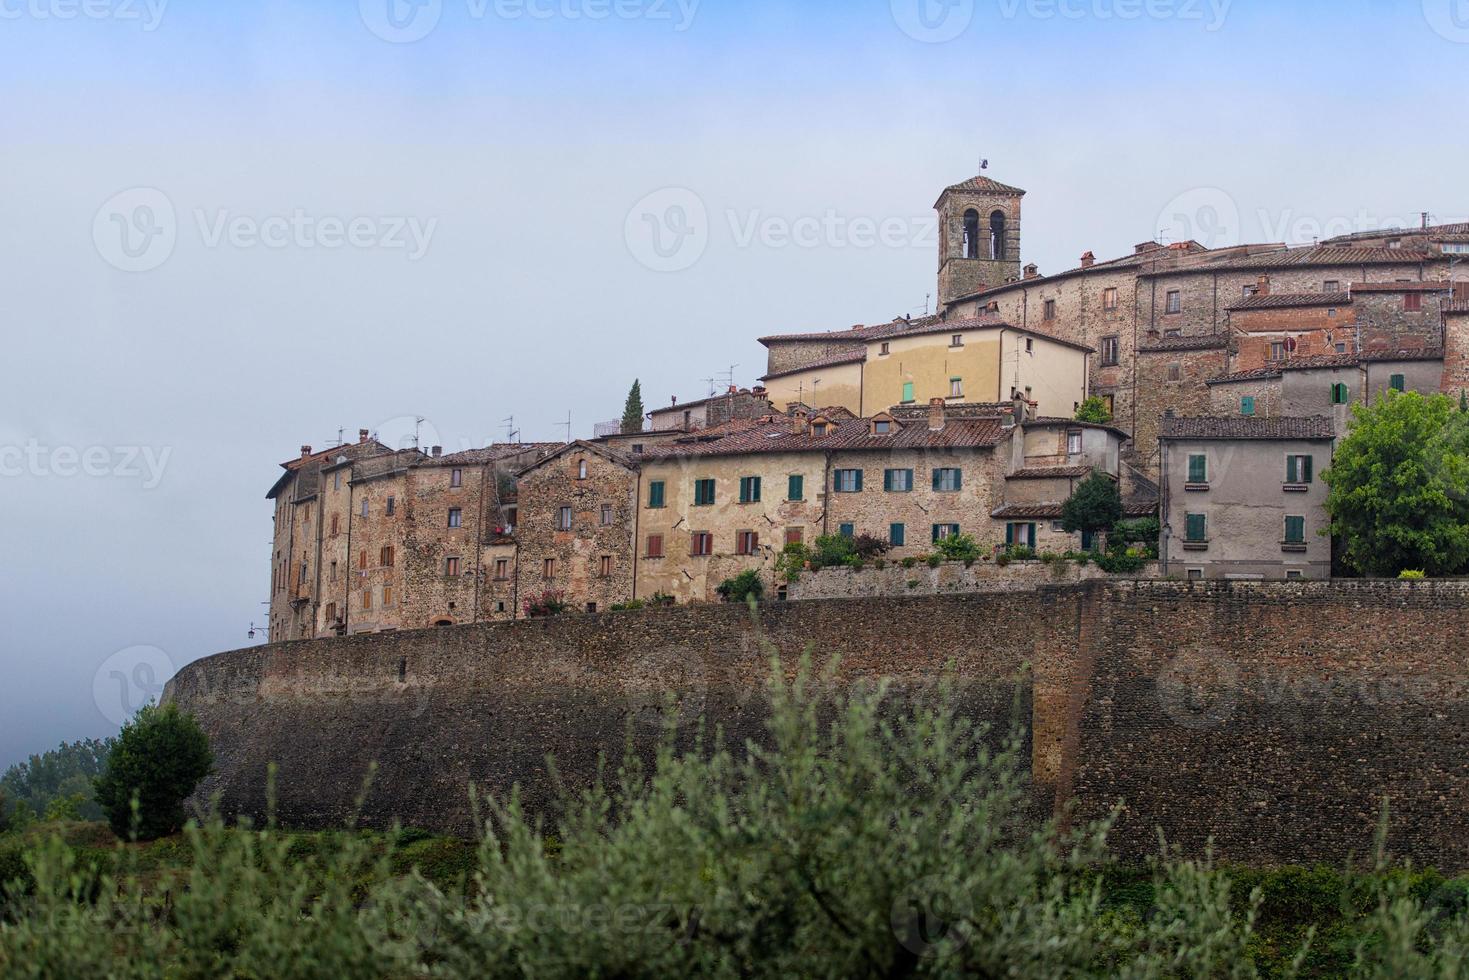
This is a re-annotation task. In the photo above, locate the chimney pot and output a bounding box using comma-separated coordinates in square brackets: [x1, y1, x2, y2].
[791, 413, 808, 436]
[1080, 251, 1095, 269]
[431, 445, 442, 457]
[851, 323, 864, 331]
[358, 428, 369, 443]
[300, 445, 312, 458]
[928, 397, 946, 431]
[728, 384, 738, 394]
[1256, 274, 1270, 296]
[1023, 263, 1039, 280]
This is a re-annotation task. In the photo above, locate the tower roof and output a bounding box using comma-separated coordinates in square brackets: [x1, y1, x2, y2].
[935, 175, 1026, 208]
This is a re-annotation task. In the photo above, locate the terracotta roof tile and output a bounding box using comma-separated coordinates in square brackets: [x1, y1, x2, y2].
[1349, 281, 1455, 293]
[1229, 292, 1353, 311]
[1159, 416, 1336, 441]
[759, 348, 866, 381]
[992, 500, 1156, 519]
[1205, 367, 1283, 385]
[1171, 245, 1436, 273]
[934, 174, 1027, 204]
[1137, 334, 1230, 352]
[1008, 465, 1094, 479]
[435, 443, 564, 466]
[639, 416, 1008, 460]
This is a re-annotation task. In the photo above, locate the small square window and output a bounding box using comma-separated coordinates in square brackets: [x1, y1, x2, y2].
[1043, 299, 1057, 321]
[694, 478, 716, 506]
[838, 523, 855, 538]
[833, 469, 863, 493]
[880, 341, 890, 355]
[873, 420, 891, 434]
[950, 333, 964, 347]
[646, 534, 664, 558]
[1184, 513, 1207, 542]
[949, 377, 963, 398]
[785, 527, 804, 547]
[1187, 568, 1204, 580]
[932, 468, 962, 492]
[691, 531, 713, 556]
[736, 530, 759, 555]
[739, 476, 762, 503]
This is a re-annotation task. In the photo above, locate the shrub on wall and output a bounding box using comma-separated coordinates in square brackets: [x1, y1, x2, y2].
[523, 590, 570, 618]
[715, 569, 764, 604]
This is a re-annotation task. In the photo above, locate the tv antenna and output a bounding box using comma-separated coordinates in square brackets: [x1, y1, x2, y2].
[502, 415, 519, 444]
[413, 416, 425, 449]
[560, 411, 572, 443]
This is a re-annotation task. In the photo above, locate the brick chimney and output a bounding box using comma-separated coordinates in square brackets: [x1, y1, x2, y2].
[358, 428, 369, 444]
[1023, 263, 1040, 280]
[1256, 274, 1271, 297]
[300, 445, 312, 458]
[1135, 241, 1162, 254]
[928, 397, 946, 431]
[431, 445, 442, 457]
[791, 413, 808, 436]
[1080, 251, 1095, 269]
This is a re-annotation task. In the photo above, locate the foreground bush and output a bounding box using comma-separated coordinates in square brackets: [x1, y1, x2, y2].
[6, 659, 1469, 976]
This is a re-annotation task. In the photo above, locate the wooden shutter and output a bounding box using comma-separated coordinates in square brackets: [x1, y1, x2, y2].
[1286, 455, 1298, 484]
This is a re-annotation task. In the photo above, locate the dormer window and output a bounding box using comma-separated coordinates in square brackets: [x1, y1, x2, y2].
[811, 422, 828, 436]
[870, 415, 896, 435]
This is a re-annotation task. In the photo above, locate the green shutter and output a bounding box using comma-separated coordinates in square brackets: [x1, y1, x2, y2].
[890, 523, 905, 546]
[1391, 374, 1406, 392]
[1241, 396, 1255, 416]
[1286, 455, 1298, 484]
[953, 470, 962, 491]
[854, 470, 863, 492]
[1285, 516, 1305, 544]
[902, 381, 914, 403]
[1188, 454, 1207, 483]
[1302, 456, 1313, 483]
[1186, 513, 1206, 541]
[883, 470, 893, 491]
[788, 474, 803, 500]
[1027, 524, 1037, 548]
[839, 523, 854, 538]
[1005, 523, 1014, 545]
[649, 481, 664, 508]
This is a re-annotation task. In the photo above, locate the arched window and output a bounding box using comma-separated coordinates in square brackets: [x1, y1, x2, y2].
[961, 209, 980, 259]
[990, 211, 1007, 260]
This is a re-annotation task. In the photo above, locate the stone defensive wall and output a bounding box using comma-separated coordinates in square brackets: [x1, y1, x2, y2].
[166, 580, 1469, 868]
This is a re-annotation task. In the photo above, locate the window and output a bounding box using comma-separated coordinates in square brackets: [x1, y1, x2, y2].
[646, 534, 664, 558]
[694, 478, 716, 506]
[1066, 431, 1083, 456]
[1404, 291, 1425, 312]
[1285, 454, 1313, 485]
[990, 210, 1007, 260]
[448, 507, 462, 528]
[1242, 284, 1257, 298]
[1165, 290, 1182, 314]
[838, 523, 855, 538]
[932, 468, 962, 492]
[1005, 522, 1037, 548]
[577, 459, 588, 479]
[1284, 516, 1306, 545]
[382, 584, 394, 606]
[298, 561, 308, 585]
[1286, 570, 1304, 580]
[785, 527, 804, 546]
[879, 341, 890, 355]
[1168, 363, 1181, 382]
[833, 469, 863, 493]
[446, 556, 461, 576]
[950, 333, 964, 347]
[334, 471, 342, 491]
[600, 504, 614, 526]
[1335, 342, 1347, 353]
[1328, 309, 1338, 318]
[359, 549, 368, 570]
[542, 558, 555, 579]
[1025, 337, 1034, 353]
[1102, 394, 1115, 415]
[889, 523, 906, 547]
[901, 381, 915, 404]
[787, 474, 804, 501]
[450, 468, 462, 488]
[1188, 454, 1207, 484]
[494, 558, 509, 580]
[330, 560, 337, 582]
[1184, 513, 1207, 542]
[1043, 299, 1057, 321]
[325, 601, 337, 622]
[736, 530, 759, 555]
[1102, 287, 1118, 311]
[631, 443, 644, 454]
[1100, 336, 1120, 366]
[1269, 341, 1286, 361]
[380, 545, 394, 566]
[331, 514, 340, 536]
[1241, 396, 1256, 416]
[1390, 374, 1406, 392]
[362, 589, 372, 610]
[691, 531, 713, 556]
[873, 420, 892, 434]
[739, 476, 762, 503]
[812, 422, 828, 436]
[949, 377, 964, 398]
[557, 506, 572, 530]
[648, 480, 665, 508]
[932, 523, 960, 542]
[961, 208, 980, 259]
[386, 496, 395, 516]
[1164, 329, 1181, 338]
[1186, 568, 1203, 581]
[1330, 382, 1350, 405]
[361, 498, 369, 518]
[884, 468, 914, 492]
[1324, 279, 1340, 292]
[599, 555, 613, 577]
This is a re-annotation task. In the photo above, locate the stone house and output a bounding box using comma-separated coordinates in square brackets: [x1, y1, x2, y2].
[646, 386, 773, 432]
[515, 441, 639, 615]
[1159, 416, 1336, 580]
[1207, 350, 1447, 427]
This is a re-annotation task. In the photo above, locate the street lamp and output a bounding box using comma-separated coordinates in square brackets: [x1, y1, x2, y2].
[247, 621, 269, 641]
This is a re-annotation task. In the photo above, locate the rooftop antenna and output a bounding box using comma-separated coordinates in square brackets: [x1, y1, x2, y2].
[413, 416, 425, 449]
[701, 376, 718, 399]
[502, 415, 519, 444]
[333, 426, 344, 447]
[924, 292, 931, 316]
[560, 411, 572, 443]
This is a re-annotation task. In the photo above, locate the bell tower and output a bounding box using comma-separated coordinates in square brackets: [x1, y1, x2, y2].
[935, 174, 1024, 308]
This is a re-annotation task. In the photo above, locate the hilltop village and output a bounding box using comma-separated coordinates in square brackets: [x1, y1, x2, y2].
[267, 174, 1469, 639]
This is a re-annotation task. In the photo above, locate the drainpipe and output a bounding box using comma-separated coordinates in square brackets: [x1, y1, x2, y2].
[343, 471, 354, 633]
[632, 468, 642, 602]
[821, 451, 832, 536]
[1159, 446, 1170, 577]
[471, 463, 486, 624]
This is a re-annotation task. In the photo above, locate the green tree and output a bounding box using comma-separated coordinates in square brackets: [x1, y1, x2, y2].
[1075, 396, 1113, 424]
[93, 703, 213, 841]
[1, 738, 112, 823]
[621, 379, 645, 434]
[1324, 391, 1469, 577]
[1061, 470, 1123, 541]
[715, 569, 764, 603]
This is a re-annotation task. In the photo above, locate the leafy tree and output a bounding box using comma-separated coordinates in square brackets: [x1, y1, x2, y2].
[1075, 396, 1113, 424]
[1, 738, 112, 823]
[1324, 391, 1469, 577]
[715, 569, 764, 603]
[93, 703, 213, 841]
[1061, 470, 1123, 540]
[621, 379, 645, 434]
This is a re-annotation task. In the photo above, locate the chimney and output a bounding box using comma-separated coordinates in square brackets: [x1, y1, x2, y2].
[431, 445, 442, 457]
[850, 323, 865, 331]
[928, 397, 946, 431]
[1256, 274, 1271, 297]
[727, 384, 738, 395]
[1135, 241, 1162, 254]
[1023, 263, 1040, 280]
[791, 413, 808, 436]
[1013, 391, 1028, 422]
[358, 428, 369, 444]
[752, 385, 767, 396]
[671, 396, 677, 406]
[1080, 251, 1095, 269]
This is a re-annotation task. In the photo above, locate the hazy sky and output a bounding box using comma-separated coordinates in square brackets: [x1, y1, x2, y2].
[1, 0, 1465, 768]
